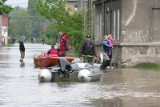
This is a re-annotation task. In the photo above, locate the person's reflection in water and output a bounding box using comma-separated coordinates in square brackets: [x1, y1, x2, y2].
[20, 61, 25, 67]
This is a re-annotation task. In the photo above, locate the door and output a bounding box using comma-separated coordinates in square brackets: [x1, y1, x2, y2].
[152, 8, 160, 41]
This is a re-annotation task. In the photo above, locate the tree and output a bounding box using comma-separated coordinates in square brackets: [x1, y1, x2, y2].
[36, 0, 66, 21]
[36, 0, 84, 50]
[28, 0, 44, 38]
[9, 7, 30, 39]
[0, 0, 12, 15]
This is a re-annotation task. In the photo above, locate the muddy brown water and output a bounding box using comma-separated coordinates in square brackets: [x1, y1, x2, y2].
[0, 43, 160, 107]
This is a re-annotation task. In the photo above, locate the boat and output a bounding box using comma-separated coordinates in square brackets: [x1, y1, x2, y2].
[38, 58, 102, 82]
[34, 55, 74, 68]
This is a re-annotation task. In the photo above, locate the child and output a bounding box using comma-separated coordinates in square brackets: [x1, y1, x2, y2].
[107, 34, 114, 48]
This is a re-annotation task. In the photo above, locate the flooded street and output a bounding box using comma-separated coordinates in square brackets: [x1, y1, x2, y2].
[0, 43, 160, 107]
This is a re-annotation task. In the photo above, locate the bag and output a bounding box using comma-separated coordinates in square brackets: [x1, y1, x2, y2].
[99, 52, 110, 63]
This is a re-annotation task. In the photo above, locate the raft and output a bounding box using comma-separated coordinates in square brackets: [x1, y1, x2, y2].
[38, 58, 102, 82]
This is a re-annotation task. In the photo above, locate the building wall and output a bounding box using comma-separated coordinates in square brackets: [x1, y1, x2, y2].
[120, 0, 160, 66]
[122, 0, 152, 43]
[94, 0, 160, 66]
[66, 1, 78, 15]
[94, 0, 122, 65]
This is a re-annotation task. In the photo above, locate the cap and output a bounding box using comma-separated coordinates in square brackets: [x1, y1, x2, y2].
[86, 35, 91, 38]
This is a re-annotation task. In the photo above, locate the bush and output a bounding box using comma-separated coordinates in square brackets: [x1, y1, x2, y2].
[134, 62, 160, 71]
[68, 30, 83, 51]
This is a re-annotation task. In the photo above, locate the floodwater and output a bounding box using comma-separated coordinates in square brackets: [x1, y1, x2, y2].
[0, 43, 160, 107]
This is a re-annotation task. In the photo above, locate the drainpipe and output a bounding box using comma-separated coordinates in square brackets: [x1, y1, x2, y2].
[102, 0, 105, 36]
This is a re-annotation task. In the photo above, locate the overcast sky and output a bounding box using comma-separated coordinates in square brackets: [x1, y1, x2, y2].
[5, 0, 28, 8]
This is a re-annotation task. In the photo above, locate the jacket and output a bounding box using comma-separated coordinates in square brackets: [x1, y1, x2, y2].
[19, 42, 25, 52]
[103, 40, 112, 51]
[79, 41, 97, 57]
[60, 34, 69, 51]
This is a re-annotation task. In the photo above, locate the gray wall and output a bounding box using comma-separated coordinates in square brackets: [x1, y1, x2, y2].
[120, 0, 160, 66]
[94, 0, 160, 66]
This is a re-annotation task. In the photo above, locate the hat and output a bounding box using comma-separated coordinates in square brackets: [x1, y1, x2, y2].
[86, 35, 91, 38]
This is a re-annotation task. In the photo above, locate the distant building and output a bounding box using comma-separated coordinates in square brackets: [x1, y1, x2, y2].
[66, 0, 79, 14]
[66, 0, 88, 14]
[94, 0, 160, 66]
[0, 13, 8, 46]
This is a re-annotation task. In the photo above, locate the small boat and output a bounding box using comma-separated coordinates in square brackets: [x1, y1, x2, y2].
[38, 58, 101, 82]
[34, 55, 74, 68]
[34, 56, 49, 68]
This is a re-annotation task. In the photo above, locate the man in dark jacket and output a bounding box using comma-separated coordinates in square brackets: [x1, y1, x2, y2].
[79, 35, 97, 63]
[19, 38, 25, 62]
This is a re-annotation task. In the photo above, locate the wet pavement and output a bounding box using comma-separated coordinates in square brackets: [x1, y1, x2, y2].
[0, 43, 160, 107]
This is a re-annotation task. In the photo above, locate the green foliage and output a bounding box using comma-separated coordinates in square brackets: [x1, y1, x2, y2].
[55, 12, 83, 51]
[28, 0, 38, 16]
[67, 30, 83, 51]
[45, 24, 54, 39]
[28, 0, 45, 37]
[45, 38, 54, 45]
[1, 0, 7, 2]
[8, 0, 45, 41]
[9, 7, 30, 37]
[0, 4, 13, 15]
[36, 0, 67, 21]
[135, 62, 160, 71]
[36, 0, 84, 50]
[56, 12, 83, 32]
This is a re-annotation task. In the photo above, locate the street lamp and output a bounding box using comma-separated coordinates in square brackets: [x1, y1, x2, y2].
[74, 5, 78, 11]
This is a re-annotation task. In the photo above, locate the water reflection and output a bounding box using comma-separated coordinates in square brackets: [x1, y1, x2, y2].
[92, 97, 123, 107]
[20, 61, 25, 67]
[0, 44, 160, 107]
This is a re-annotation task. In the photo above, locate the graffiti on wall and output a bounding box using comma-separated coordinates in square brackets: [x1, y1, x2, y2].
[128, 30, 148, 42]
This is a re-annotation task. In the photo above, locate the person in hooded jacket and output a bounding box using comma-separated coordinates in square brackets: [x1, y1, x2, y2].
[59, 32, 69, 56]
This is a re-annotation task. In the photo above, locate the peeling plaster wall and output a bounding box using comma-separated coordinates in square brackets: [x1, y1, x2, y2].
[118, 0, 160, 66]
[121, 0, 153, 43]
[94, 0, 160, 66]
[120, 45, 160, 66]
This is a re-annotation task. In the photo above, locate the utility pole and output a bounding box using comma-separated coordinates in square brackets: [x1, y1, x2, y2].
[88, 0, 94, 39]
[82, 0, 87, 39]
[82, 0, 94, 39]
